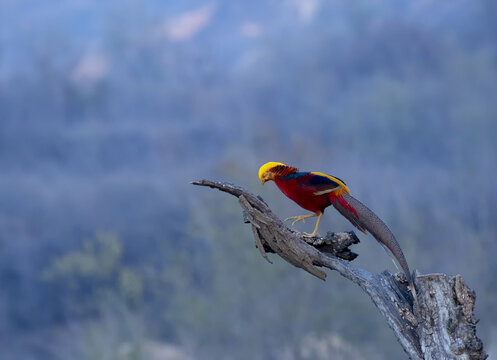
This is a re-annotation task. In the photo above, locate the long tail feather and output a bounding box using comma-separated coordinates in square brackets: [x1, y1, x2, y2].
[330, 193, 417, 302]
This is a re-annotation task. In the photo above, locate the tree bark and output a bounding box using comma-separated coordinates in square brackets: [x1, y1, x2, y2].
[192, 179, 487, 360]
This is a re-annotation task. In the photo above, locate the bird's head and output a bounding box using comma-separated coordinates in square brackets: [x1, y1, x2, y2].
[258, 162, 287, 184]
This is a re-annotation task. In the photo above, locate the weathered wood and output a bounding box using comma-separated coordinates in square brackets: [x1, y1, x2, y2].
[259, 230, 359, 261]
[416, 273, 486, 360]
[192, 179, 487, 360]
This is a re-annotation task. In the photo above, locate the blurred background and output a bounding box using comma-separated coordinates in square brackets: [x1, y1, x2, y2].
[1, 0, 496, 359]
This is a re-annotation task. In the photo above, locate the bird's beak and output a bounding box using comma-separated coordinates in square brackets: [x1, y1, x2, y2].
[261, 179, 267, 185]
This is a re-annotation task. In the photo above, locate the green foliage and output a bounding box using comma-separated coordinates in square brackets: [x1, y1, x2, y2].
[43, 232, 144, 314]
[43, 232, 122, 282]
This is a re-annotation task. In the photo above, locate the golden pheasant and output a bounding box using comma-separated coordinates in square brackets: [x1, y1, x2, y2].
[258, 161, 417, 301]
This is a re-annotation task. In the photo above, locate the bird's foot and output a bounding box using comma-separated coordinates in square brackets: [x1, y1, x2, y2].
[285, 215, 307, 226]
[302, 232, 319, 238]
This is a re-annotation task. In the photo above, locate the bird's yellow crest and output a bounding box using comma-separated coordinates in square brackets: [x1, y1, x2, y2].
[258, 162, 286, 182]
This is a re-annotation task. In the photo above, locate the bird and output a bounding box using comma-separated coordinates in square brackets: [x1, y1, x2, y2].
[258, 161, 417, 302]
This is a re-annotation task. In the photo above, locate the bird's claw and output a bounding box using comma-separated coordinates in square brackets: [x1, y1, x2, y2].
[293, 218, 304, 226]
[302, 232, 319, 238]
[285, 215, 307, 225]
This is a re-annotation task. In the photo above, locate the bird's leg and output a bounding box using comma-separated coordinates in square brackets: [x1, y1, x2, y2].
[285, 213, 317, 226]
[302, 212, 323, 238]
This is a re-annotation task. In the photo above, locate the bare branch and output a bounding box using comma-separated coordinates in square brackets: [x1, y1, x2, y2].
[192, 179, 487, 360]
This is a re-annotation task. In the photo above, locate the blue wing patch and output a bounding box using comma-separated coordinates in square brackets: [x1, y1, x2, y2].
[280, 172, 310, 180]
[308, 174, 341, 187]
